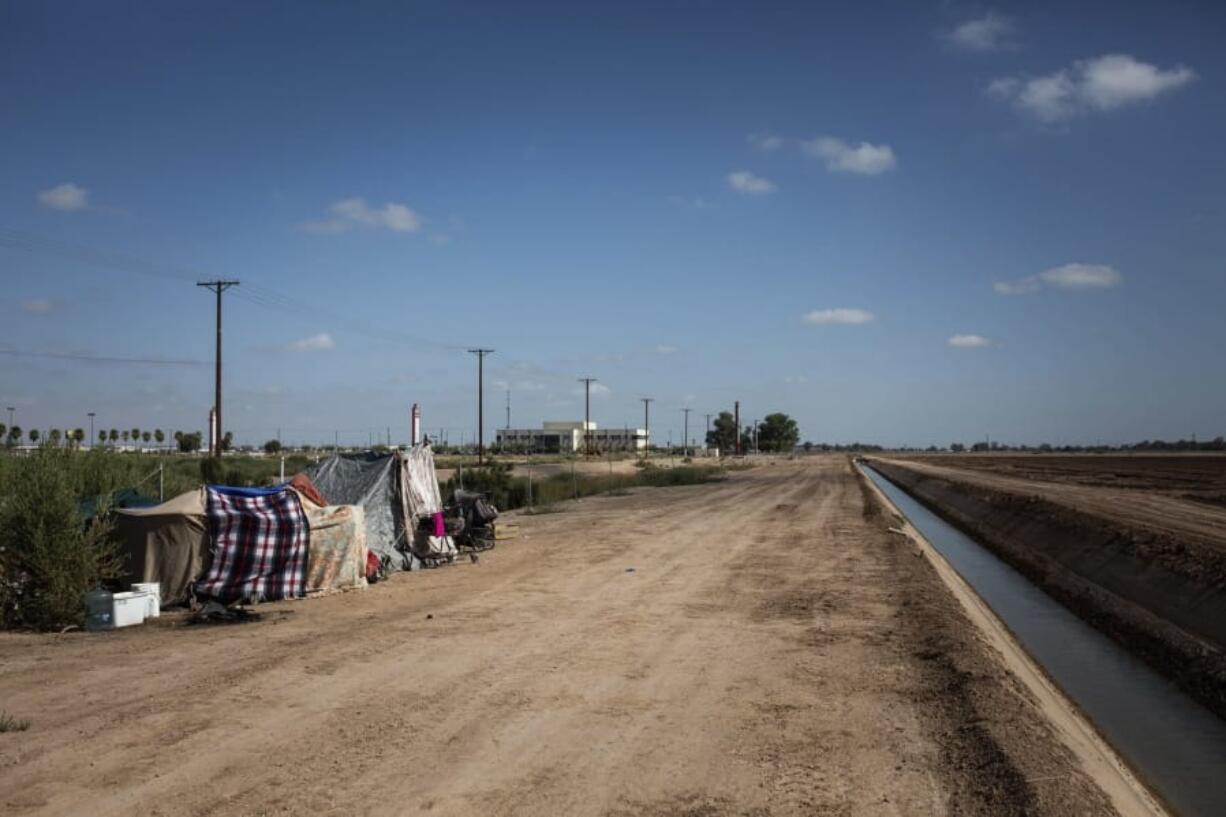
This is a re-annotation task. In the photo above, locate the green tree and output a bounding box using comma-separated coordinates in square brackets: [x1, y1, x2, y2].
[141, 431, 151, 445]
[154, 429, 165, 447]
[121, 430, 130, 444]
[0, 423, 6, 441]
[221, 431, 234, 452]
[28, 429, 40, 445]
[109, 429, 118, 444]
[50, 429, 63, 446]
[98, 430, 107, 445]
[705, 411, 739, 453]
[950, 442, 965, 452]
[130, 428, 140, 443]
[756, 413, 800, 453]
[177, 431, 202, 453]
[263, 439, 282, 454]
[71, 428, 85, 446]
[8, 426, 22, 446]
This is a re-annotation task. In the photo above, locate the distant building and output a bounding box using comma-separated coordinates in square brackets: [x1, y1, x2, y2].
[496, 421, 648, 453]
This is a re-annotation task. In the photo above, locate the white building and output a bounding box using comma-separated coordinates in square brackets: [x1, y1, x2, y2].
[496, 421, 648, 453]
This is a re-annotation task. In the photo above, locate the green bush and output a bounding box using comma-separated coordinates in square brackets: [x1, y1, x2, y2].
[0, 447, 123, 629]
[200, 457, 225, 484]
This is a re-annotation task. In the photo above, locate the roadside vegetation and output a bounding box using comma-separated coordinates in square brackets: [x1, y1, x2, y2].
[443, 462, 730, 513]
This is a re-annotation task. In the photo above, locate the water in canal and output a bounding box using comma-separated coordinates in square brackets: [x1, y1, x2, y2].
[861, 465, 1226, 817]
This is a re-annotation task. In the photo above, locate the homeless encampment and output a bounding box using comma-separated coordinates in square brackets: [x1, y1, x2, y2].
[114, 488, 210, 606]
[193, 485, 311, 604]
[305, 445, 454, 571]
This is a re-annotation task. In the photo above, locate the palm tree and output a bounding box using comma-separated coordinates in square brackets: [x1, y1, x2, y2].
[98, 430, 107, 445]
[29, 429, 40, 445]
[0, 423, 6, 441]
[8, 426, 22, 446]
[154, 428, 165, 447]
[71, 428, 85, 447]
[50, 429, 63, 446]
[142, 431, 151, 445]
[109, 429, 119, 444]
[122, 430, 130, 444]
[131, 428, 140, 443]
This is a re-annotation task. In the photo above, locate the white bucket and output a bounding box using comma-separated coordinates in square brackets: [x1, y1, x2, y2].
[110, 592, 147, 628]
[132, 582, 161, 618]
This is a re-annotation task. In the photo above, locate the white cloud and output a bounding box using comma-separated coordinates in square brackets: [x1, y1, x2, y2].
[747, 132, 784, 151]
[37, 182, 88, 211]
[948, 334, 992, 348]
[948, 13, 1016, 52]
[802, 137, 897, 175]
[727, 170, 776, 194]
[300, 197, 421, 234]
[20, 298, 57, 314]
[286, 332, 336, 352]
[803, 308, 876, 325]
[655, 344, 678, 355]
[995, 263, 1121, 295]
[989, 54, 1194, 122]
[1040, 263, 1121, 289]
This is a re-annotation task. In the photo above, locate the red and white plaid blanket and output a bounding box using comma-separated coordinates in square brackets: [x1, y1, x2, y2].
[195, 486, 310, 604]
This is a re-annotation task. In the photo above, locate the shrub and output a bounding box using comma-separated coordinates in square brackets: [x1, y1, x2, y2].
[0, 447, 122, 629]
[200, 457, 225, 484]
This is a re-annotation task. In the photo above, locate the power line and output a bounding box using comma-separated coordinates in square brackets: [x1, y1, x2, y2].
[0, 347, 204, 365]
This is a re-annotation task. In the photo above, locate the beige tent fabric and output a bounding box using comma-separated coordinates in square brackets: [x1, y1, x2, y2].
[114, 489, 208, 605]
[303, 504, 368, 595]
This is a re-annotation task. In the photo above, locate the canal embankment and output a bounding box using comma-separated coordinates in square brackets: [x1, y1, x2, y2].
[866, 458, 1226, 722]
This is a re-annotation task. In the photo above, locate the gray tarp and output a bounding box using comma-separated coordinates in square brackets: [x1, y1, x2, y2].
[305, 447, 454, 571]
[306, 453, 410, 569]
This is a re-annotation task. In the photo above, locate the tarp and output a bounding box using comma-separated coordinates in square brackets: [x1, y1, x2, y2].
[306, 452, 408, 568]
[305, 446, 454, 570]
[80, 487, 158, 521]
[194, 486, 310, 604]
[400, 445, 457, 562]
[114, 489, 209, 605]
[303, 504, 367, 594]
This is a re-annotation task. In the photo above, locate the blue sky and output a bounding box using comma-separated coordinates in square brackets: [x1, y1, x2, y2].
[2, 1, 1224, 447]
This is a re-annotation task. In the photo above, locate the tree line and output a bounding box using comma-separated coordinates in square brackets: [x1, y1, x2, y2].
[704, 411, 800, 453]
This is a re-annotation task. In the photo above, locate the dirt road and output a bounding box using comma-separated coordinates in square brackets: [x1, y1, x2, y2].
[0, 458, 1112, 816]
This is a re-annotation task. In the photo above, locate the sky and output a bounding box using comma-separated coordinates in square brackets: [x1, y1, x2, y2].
[2, 0, 1224, 448]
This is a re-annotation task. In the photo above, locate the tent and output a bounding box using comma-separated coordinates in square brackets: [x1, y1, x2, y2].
[299, 497, 368, 595]
[114, 488, 209, 605]
[194, 485, 310, 604]
[305, 445, 454, 571]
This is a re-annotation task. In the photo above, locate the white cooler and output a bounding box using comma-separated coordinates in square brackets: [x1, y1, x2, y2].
[132, 582, 161, 618]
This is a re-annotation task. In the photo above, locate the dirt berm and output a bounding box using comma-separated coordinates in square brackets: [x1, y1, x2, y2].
[868, 459, 1226, 720]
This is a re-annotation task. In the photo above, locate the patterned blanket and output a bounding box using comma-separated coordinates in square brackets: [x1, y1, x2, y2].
[195, 486, 310, 604]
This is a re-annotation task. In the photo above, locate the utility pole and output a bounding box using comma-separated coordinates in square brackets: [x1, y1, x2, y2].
[88, 412, 96, 450]
[505, 389, 511, 430]
[196, 280, 239, 456]
[734, 401, 741, 455]
[640, 397, 653, 456]
[578, 377, 597, 456]
[681, 408, 692, 458]
[6, 407, 13, 429]
[468, 349, 494, 464]
[704, 413, 711, 454]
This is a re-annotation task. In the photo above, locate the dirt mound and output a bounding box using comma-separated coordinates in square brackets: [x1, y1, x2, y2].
[870, 460, 1226, 720]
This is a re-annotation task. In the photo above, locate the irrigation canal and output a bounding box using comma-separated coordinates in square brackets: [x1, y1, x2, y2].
[860, 465, 1226, 817]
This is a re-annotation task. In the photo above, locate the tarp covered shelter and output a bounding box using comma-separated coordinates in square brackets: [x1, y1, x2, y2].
[114, 488, 209, 605]
[305, 445, 454, 571]
[300, 498, 368, 594]
[194, 485, 311, 604]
